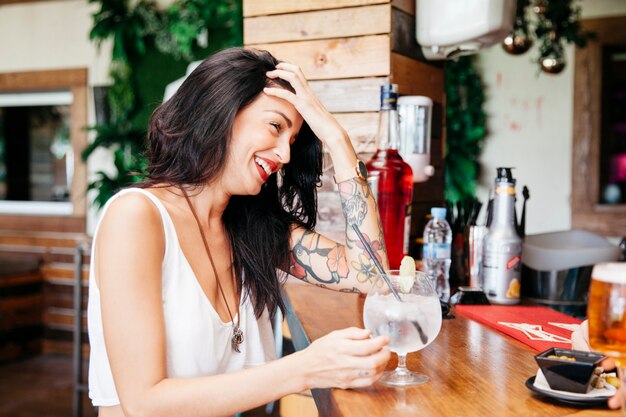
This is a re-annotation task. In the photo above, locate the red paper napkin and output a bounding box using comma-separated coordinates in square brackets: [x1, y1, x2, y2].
[455, 305, 582, 352]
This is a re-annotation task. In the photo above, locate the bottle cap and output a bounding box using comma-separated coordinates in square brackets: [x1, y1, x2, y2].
[431, 207, 446, 219]
[496, 167, 516, 184]
[380, 84, 398, 110]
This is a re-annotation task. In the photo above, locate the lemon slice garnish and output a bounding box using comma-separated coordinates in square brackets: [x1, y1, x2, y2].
[398, 255, 416, 293]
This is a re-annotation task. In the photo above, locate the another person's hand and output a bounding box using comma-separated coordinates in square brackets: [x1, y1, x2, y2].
[296, 327, 391, 389]
[571, 320, 621, 409]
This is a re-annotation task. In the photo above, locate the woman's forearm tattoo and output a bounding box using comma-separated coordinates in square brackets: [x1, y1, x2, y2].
[339, 179, 387, 269]
[291, 230, 349, 285]
[338, 179, 368, 227]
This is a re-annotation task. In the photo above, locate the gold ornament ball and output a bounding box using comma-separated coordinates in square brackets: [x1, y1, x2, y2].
[541, 56, 566, 74]
[532, 0, 548, 15]
[502, 33, 533, 55]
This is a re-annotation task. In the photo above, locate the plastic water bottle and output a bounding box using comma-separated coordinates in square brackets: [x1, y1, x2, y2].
[423, 207, 452, 302]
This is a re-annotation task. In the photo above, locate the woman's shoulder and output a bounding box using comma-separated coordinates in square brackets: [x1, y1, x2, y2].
[99, 188, 165, 235]
[108, 188, 162, 215]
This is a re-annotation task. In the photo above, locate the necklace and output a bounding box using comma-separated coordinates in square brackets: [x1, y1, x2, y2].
[181, 187, 244, 353]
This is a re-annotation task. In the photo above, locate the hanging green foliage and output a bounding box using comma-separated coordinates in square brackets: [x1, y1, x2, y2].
[444, 56, 487, 204]
[84, 0, 242, 208]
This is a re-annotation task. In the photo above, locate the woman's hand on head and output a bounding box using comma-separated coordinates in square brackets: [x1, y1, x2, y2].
[295, 327, 390, 390]
[264, 62, 348, 146]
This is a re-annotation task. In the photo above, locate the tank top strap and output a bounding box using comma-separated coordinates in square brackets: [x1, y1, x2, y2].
[113, 187, 171, 222]
[93, 187, 177, 256]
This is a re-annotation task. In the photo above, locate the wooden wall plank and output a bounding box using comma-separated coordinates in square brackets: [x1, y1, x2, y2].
[0, 245, 78, 262]
[245, 4, 390, 44]
[0, 0, 50, 5]
[315, 191, 346, 239]
[0, 294, 43, 311]
[0, 236, 79, 249]
[309, 77, 387, 113]
[392, 7, 442, 64]
[244, 0, 388, 17]
[334, 112, 379, 153]
[390, 52, 445, 104]
[41, 263, 89, 281]
[44, 308, 87, 331]
[250, 35, 391, 80]
[0, 231, 87, 248]
[43, 339, 90, 356]
[44, 283, 88, 310]
[0, 215, 85, 232]
[572, 211, 626, 236]
[0, 68, 87, 91]
[0, 273, 41, 288]
[317, 112, 379, 193]
[392, 0, 414, 15]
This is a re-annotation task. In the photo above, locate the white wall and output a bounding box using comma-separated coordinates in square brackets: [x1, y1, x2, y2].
[0, 0, 111, 83]
[475, 0, 626, 236]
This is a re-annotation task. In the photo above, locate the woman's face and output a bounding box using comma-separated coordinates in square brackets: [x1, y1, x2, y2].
[223, 90, 304, 196]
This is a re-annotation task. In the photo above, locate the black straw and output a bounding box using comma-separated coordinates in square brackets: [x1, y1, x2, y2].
[351, 224, 401, 301]
[351, 224, 429, 344]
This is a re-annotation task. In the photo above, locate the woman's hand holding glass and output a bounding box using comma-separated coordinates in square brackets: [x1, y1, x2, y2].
[297, 327, 391, 389]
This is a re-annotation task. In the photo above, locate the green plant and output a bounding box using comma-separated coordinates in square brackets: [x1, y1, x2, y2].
[84, 0, 242, 208]
[444, 56, 487, 204]
[534, 0, 595, 67]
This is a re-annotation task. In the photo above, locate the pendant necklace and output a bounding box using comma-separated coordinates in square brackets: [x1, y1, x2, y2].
[181, 187, 244, 353]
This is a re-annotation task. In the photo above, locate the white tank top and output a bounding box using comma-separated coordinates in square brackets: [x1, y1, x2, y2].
[88, 188, 277, 406]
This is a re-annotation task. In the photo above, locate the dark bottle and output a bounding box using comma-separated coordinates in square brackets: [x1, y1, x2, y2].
[366, 84, 414, 269]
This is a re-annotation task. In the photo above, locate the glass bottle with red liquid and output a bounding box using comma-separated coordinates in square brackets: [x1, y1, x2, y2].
[366, 84, 413, 269]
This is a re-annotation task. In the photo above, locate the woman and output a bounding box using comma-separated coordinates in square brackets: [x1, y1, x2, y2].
[87, 47, 391, 417]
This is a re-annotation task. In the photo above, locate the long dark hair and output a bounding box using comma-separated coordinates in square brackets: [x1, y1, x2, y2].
[145, 48, 323, 318]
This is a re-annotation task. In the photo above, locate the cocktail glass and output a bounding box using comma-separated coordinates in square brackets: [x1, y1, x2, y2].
[363, 270, 442, 386]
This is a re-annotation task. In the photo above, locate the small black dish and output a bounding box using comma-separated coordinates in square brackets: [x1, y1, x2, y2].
[450, 286, 490, 305]
[535, 348, 606, 393]
[525, 376, 611, 407]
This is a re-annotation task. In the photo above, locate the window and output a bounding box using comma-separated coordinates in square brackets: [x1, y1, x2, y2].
[0, 69, 87, 216]
[0, 92, 73, 205]
[599, 48, 626, 205]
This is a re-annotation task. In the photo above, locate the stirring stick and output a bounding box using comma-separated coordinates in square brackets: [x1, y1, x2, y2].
[351, 224, 401, 301]
[351, 223, 429, 344]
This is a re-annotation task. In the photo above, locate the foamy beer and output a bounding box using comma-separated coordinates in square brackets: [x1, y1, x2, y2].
[588, 263, 626, 358]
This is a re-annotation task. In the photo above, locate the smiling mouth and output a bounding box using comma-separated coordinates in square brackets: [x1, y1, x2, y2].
[255, 157, 273, 178]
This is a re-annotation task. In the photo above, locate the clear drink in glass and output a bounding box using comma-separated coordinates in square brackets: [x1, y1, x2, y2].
[363, 270, 441, 386]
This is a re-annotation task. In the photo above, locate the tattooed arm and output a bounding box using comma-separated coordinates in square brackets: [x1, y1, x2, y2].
[288, 176, 387, 294]
[265, 62, 387, 293]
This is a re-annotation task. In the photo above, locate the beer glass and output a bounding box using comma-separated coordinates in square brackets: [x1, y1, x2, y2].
[587, 262, 626, 412]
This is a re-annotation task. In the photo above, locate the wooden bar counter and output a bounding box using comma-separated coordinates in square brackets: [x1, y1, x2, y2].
[282, 283, 615, 417]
